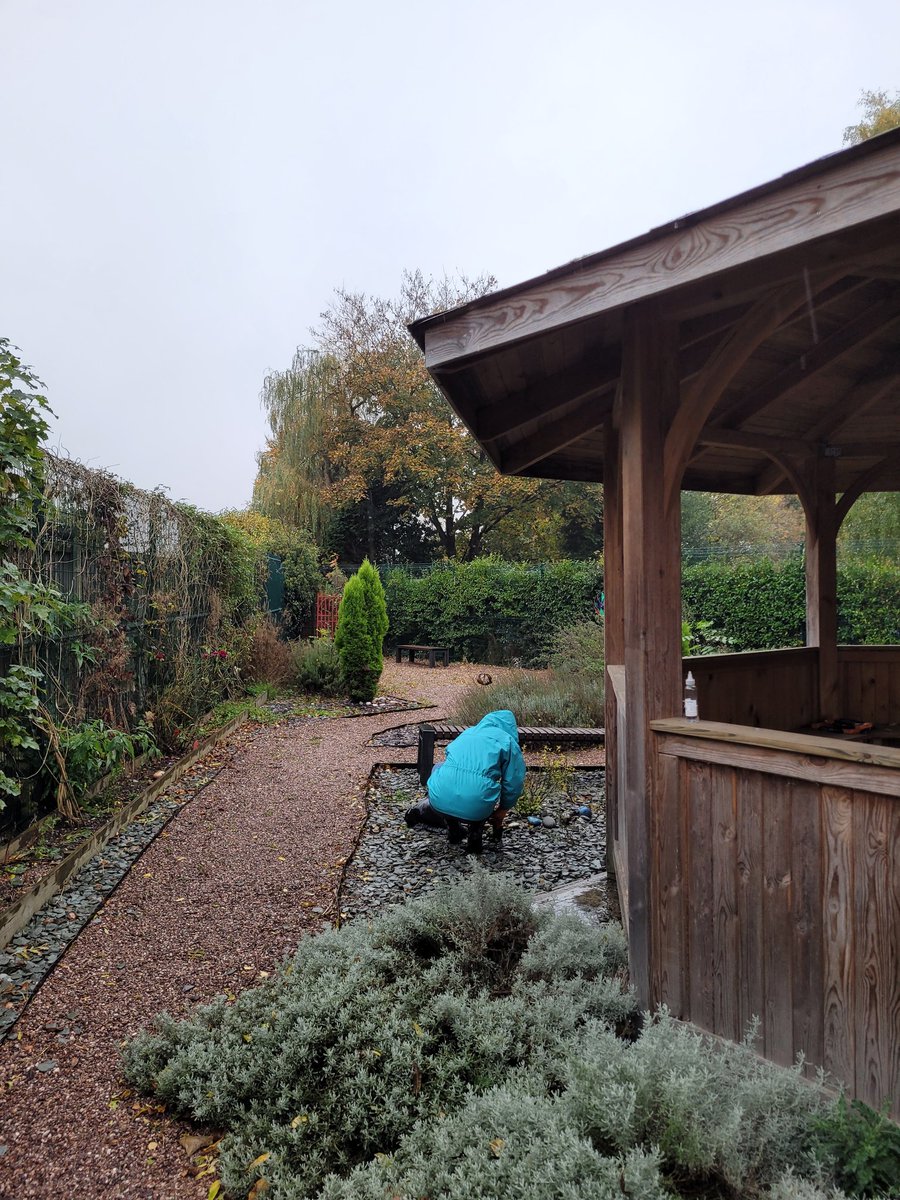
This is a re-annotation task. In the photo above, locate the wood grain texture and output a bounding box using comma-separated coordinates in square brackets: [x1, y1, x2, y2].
[651, 720, 900, 786]
[712, 763, 740, 1041]
[822, 786, 856, 1094]
[805, 457, 839, 720]
[687, 760, 716, 1032]
[652, 752, 687, 1013]
[737, 770, 767, 1041]
[760, 774, 794, 1065]
[665, 271, 845, 508]
[854, 792, 897, 1112]
[421, 140, 900, 369]
[651, 723, 898, 1111]
[789, 780, 825, 1070]
[621, 306, 683, 1006]
[686, 648, 818, 730]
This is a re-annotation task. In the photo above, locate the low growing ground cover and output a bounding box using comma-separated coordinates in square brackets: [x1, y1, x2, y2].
[121, 875, 891, 1200]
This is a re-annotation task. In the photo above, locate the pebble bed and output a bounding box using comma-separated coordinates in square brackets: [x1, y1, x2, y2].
[0, 794, 183, 1044]
[339, 765, 607, 922]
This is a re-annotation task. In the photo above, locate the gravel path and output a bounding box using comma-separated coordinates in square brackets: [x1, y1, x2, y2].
[0, 662, 604, 1199]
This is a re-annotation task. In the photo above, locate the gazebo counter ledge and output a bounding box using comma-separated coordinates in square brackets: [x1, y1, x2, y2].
[650, 717, 900, 794]
[647, 716, 899, 1118]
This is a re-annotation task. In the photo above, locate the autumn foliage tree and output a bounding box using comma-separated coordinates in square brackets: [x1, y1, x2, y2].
[844, 88, 900, 145]
[253, 271, 604, 563]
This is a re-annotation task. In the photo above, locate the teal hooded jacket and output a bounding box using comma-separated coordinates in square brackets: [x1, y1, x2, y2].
[427, 710, 526, 823]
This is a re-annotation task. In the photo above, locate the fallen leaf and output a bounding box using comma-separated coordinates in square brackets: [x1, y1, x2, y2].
[248, 1180, 270, 1197]
[180, 1133, 217, 1156]
[147, 1141, 158, 1151]
[248, 1151, 270, 1169]
[207, 1182, 221, 1200]
[290, 1114, 308, 1128]
[489, 1137, 505, 1158]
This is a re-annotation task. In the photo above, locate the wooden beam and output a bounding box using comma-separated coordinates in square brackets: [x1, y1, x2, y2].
[697, 428, 900, 461]
[420, 139, 900, 369]
[604, 404, 624, 869]
[664, 270, 845, 510]
[805, 458, 839, 720]
[621, 304, 682, 1010]
[498, 391, 614, 475]
[755, 371, 897, 494]
[835, 457, 895, 527]
[712, 293, 900, 430]
[475, 346, 620, 442]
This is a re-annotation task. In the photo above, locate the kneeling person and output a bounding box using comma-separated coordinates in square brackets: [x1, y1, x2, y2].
[411, 710, 525, 854]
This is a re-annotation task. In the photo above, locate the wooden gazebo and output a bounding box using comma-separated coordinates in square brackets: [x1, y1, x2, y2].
[410, 129, 900, 1113]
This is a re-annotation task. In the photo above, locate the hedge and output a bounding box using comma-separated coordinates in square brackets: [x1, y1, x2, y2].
[383, 558, 604, 666]
[383, 556, 898, 663]
[683, 556, 900, 651]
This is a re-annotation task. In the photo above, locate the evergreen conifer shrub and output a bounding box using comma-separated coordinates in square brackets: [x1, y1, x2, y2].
[333, 573, 377, 701]
[357, 557, 388, 676]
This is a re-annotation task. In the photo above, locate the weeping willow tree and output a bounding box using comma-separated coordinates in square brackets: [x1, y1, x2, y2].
[253, 350, 338, 542]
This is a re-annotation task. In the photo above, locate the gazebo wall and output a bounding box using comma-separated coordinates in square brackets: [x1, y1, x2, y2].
[649, 719, 900, 1117]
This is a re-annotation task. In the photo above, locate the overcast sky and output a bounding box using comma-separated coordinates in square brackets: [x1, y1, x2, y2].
[3, 0, 898, 512]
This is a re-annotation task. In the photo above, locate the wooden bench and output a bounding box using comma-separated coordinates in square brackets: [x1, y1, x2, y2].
[395, 644, 450, 668]
[417, 722, 605, 784]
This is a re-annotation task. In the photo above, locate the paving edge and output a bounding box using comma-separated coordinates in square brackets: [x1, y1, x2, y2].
[0, 713, 248, 951]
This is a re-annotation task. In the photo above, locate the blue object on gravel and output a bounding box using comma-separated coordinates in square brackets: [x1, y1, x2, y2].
[527, 815, 543, 826]
[577, 805, 592, 816]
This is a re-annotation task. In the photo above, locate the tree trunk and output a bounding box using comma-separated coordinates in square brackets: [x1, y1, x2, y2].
[366, 491, 377, 561]
[444, 494, 456, 559]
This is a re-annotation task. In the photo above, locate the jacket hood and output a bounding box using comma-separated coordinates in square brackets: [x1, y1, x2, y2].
[477, 710, 519, 741]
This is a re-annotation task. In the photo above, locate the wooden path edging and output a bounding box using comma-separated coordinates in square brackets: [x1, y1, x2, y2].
[0, 713, 248, 951]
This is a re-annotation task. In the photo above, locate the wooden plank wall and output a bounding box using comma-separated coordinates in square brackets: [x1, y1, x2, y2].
[685, 648, 819, 730]
[837, 646, 900, 725]
[653, 731, 899, 1116]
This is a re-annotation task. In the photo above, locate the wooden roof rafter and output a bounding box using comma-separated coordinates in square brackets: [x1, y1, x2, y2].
[409, 127, 900, 500]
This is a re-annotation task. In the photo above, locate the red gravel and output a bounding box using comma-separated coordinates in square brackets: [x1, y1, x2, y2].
[0, 663, 603, 1198]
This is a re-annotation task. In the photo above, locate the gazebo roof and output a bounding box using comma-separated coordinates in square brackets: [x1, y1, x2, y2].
[410, 128, 900, 495]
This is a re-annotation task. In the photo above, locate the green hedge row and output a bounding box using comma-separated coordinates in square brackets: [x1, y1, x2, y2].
[383, 558, 603, 666]
[383, 557, 899, 663]
[682, 556, 900, 651]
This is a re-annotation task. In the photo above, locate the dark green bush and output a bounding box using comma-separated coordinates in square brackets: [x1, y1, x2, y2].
[357, 558, 388, 675]
[384, 558, 604, 666]
[291, 634, 343, 696]
[814, 1097, 900, 1198]
[683, 556, 900, 651]
[334, 572, 378, 701]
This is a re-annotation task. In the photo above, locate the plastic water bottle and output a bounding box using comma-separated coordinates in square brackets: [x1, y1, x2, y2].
[684, 671, 698, 721]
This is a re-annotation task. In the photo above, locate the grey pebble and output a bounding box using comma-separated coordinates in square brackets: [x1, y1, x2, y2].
[35, 1060, 58, 1072]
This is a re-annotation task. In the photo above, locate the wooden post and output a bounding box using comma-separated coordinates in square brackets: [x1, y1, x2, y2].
[604, 406, 624, 868]
[620, 303, 683, 1008]
[805, 457, 839, 720]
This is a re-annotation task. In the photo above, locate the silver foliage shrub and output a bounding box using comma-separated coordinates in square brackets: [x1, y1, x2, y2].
[318, 1087, 670, 1200]
[562, 1011, 842, 1197]
[123, 872, 634, 1198]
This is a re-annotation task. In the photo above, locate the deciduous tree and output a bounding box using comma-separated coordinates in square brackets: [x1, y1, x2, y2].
[843, 88, 900, 145]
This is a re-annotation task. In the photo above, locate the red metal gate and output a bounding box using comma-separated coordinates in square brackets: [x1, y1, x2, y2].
[314, 592, 340, 636]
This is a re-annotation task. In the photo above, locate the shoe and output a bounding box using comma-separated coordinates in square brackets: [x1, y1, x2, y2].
[446, 815, 465, 844]
[465, 826, 484, 855]
[404, 805, 421, 828]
